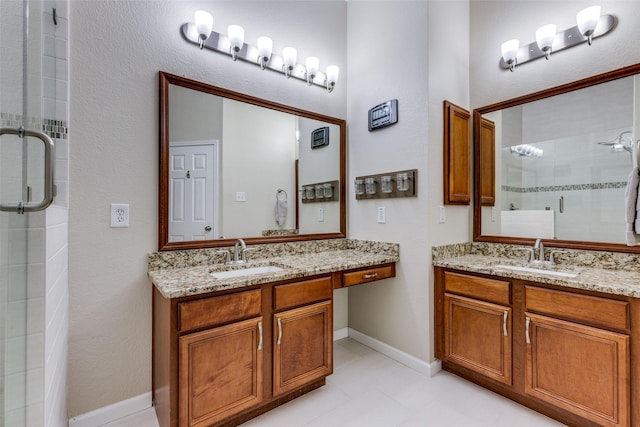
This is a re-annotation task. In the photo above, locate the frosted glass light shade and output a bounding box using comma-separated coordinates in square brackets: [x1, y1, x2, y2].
[536, 24, 556, 51]
[326, 65, 339, 84]
[305, 56, 319, 78]
[282, 47, 297, 71]
[194, 10, 213, 45]
[577, 5, 601, 36]
[501, 39, 519, 64]
[227, 25, 245, 52]
[257, 36, 273, 62]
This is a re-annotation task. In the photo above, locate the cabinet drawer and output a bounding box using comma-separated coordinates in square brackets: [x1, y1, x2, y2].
[274, 277, 333, 311]
[525, 286, 629, 331]
[178, 289, 262, 332]
[444, 271, 510, 305]
[342, 264, 395, 287]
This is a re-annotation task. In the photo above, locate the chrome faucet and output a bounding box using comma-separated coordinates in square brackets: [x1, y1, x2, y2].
[533, 238, 545, 262]
[233, 238, 247, 264]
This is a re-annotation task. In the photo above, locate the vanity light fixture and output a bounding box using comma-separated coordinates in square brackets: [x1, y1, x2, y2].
[194, 11, 213, 49]
[499, 5, 615, 71]
[536, 24, 556, 60]
[577, 5, 601, 45]
[501, 39, 519, 72]
[510, 144, 543, 157]
[305, 56, 319, 86]
[282, 47, 297, 78]
[227, 25, 245, 61]
[257, 36, 272, 69]
[181, 12, 339, 92]
[325, 65, 339, 93]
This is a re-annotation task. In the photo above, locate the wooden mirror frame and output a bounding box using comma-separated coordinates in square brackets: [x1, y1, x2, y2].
[159, 71, 347, 251]
[473, 63, 640, 253]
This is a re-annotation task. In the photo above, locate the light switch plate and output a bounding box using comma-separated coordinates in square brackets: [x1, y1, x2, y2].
[318, 208, 325, 222]
[377, 206, 386, 223]
[439, 206, 445, 223]
[110, 203, 129, 228]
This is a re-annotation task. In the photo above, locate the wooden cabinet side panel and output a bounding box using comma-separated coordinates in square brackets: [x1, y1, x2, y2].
[479, 117, 495, 206]
[273, 301, 333, 397]
[444, 293, 512, 385]
[444, 101, 471, 205]
[525, 313, 629, 427]
[179, 317, 263, 427]
[153, 288, 177, 427]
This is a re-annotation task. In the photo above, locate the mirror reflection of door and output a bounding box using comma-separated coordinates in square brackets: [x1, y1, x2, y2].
[169, 141, 218, 242]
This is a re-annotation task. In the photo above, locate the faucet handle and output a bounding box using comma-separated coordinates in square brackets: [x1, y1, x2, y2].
[241, 247, 256, 262]
[516, 247, 535, 263]
[215, 250, 231, 265]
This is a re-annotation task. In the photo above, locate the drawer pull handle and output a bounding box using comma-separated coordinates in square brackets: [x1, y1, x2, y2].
[363, 273, 378, 279]
[503, 311, 508, 337]
[277, 318, 283, 345]
[525, 316, 531, 344]
[257, 321, 263, 350]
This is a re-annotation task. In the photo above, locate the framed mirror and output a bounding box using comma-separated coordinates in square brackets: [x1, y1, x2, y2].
[159, 71, 346, 251]
[473, 63, 640, 253]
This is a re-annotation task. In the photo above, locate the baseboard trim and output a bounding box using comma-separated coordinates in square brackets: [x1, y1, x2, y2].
[333, 327, 349, 341]
[347, 328, 442, 377]
[68, 392, 152, 427]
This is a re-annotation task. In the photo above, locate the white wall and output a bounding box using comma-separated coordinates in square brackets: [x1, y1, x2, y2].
[346, 0, 470, 364]
[69, 0, 346, 417]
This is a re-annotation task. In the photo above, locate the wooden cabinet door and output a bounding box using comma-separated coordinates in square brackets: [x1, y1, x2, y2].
[525, 313, 629, 427]
[179, 317, 263, 427]
[443, 101, 471, 205]
[273, 301, 332, 396]
[444, 293, 512, 385]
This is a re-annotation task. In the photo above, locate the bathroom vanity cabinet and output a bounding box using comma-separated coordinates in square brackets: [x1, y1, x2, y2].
[153, 275, 333, 427]
[153, 261, 396, 427]
[435, 267, 638, 427]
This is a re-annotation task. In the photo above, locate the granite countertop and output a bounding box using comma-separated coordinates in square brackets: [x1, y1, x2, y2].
[434, 254, 640, 298]
[149, 240, 399, 299]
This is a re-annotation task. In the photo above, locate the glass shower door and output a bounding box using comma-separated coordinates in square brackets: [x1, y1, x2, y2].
[1, 0, 50, 425]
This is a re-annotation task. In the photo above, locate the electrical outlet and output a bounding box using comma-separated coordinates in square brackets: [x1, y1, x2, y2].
[318, 208, 324, 222]
[439, 206, 445, 223]
[110, 203, 129, 228]
[377, 206, 386, 224]
[235, 192, 246, 202]
[491, 207, 497, 222]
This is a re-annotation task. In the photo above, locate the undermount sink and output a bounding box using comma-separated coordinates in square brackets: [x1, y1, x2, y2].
[493, 264, 578, 278]
[211, 265, 284, 279]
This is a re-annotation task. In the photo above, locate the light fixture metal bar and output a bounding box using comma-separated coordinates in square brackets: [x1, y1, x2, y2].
[181, 24, 328, 89]
[499, 15, 616, 69]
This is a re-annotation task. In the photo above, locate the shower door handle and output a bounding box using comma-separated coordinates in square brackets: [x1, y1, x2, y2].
[0, 127, 55, 214]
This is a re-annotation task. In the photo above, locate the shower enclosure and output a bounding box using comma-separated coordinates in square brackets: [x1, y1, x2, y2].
[1, 0, 67, 425]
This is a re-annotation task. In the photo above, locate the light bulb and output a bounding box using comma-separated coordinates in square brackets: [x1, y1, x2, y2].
[227, 25, 245, 60]
[282, 47, 297, 77]
[501, 39, 519, 71]
[305, 56, 319, 85]
[194, 10, 213, 49]
[257, 36, 272, 69]
[536, 24, 556, 59]
[577, 5, 601, 45]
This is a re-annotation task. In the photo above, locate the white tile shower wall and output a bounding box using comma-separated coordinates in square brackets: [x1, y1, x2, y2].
[3, 211, 46, 427]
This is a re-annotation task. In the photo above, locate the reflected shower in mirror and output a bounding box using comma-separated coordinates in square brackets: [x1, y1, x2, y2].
[474, 63, 640, 252]
[159, 71, 346, 251]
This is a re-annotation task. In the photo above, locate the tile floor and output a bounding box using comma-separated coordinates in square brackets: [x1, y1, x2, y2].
[104, 338, 565, 427]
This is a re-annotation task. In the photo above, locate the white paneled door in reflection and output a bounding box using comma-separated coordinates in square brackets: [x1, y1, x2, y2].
[169, 141, 218, 242]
